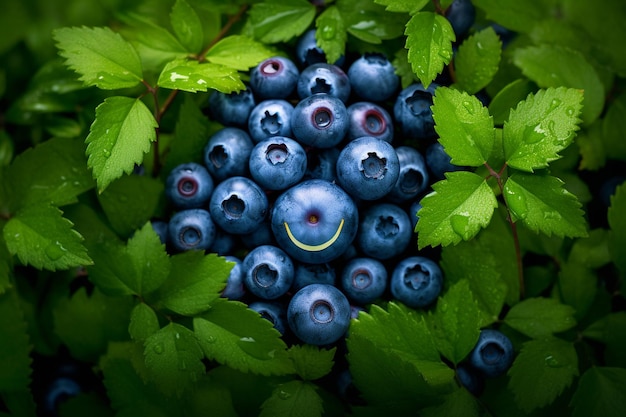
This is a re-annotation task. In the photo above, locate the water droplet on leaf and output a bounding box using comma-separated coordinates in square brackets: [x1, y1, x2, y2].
[278, 390, 292, 400]
[505, 188, 528, 220]
[320, 25, 335, 40]
[523, 124, 545, 144]
[103, 149, 111, 158]
[548, 98, 562, 113]
[450, 213, 472, 240]
[545, 355, 562, 368]
[462, 100, 474, 115]
[153, 343, 165, 354]
[204, 335, 217, 344]
[45, 241, 66, 261]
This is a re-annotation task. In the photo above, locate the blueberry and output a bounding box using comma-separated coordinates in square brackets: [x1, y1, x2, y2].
[209, 227, 239, 256]
[340, 257, 388, 305]
[249, 300, 288, 335]
[425, 141, 463, 182]
[150, 220, 169, 245]
[356, 203, 412, 260]
[408, 199, 423, 231]
[221, 256, 246, 300]
[456, 363, 485, 396]
[336, 136, 400, 201]
[386, 146, 430, 202]
[248, 136, 307, 190]
[203, 127, 254, 182]
[165, 162, 214, 209]
[287, 283, 351, 345]
[241, 219, 276, 249]
[297, 63, 351, 103]
[168, 208, 216, 252]
[347, 53, 399, 102]
[208, 86, 255, 127]
[271, 179, 359, 264]
[296, 29, 344, 67]
[247, 99, 294, 143]
[394, 83, 439, 140]
[291, 93, 350, 149]
[242, 244, 295, 300]
[390, 256, 443, 308]
[208, 176, 268, 234]
[303, 146, 341, 182]
[346, 102, 394, 144]
[250, 56, 300, 100]
[468, 329, 515, 378]
[292, 262, 336, 292]
[599, 174, 626, 207]
[44, 377, 81, 415]
[445, 0, 476, 38]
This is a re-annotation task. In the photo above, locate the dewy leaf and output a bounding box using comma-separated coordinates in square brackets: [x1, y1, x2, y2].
[0, 289, 32, 391]
[488, 79, 536, 126]
[503, 173, 588, 238]
[259, 380, 323, 417]
[432, 87, 495, 166]
[472, 0, 552, 33]
[246, 0, 316, 44]
[504, 297, 577, 339]
[608, 183, 626, 281]
[374, 0, 429, 14]
[85, 96, 157, 193]
[416, 171, 498, 249]
[287, 344, 335, 381]
[170, 0, 203, 53]
[405, 11, 455, 88]
[503, 87, 584, 172]
[393, 48, 418, 89]
[453, 26, 502, 94]
[155, 251, 231, 316]
[144, 322, 205, 397]
[508, 337, 579, 413]
[3, 204, 92, 271]
[193, 299, 294, 376]
[315, 6, 347, 65]
[157, 58, 244, 93]
[129, 302, 160, 342]
[124, 222, 171, 295]
[53, 26, 143, 89]
[205, 35, 274, 71]
[337, 0, 407, 44]
[571, 367, 626, 417]
[513, 45, 605, 125]
[429, 279, 481, 365]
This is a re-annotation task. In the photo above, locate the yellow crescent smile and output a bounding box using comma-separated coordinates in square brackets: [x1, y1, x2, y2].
[284, 218, 345, 251]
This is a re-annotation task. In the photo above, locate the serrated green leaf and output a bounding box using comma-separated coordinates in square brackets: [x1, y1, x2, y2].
[86, 240, 134, 296]
[503, 173, 588, 238]
[405, 11, 455, 88]
[503, 87, 584, 172]
[454, 26, 502, 94]
[315, 6, 347, 65]
[194, 298, 294, 376]
[287, 345, 335, 381]
[392, 48, 418, 89]
[123, 223, 170, 295]
[53, 26, 143, 89]
[144, 323, 205, 397]
[85, 96, 157, 193]
[54, 288, 134, 361]
[557, 261, 597, 320]
[568, 229, 610, 269]
[504, 297, 576, 338]
[429, 279, 481, 365]
[259, 380, 323, 417]
[205, 35, 273, 71]
[170, 0, 203, 53]
[129, 302, 160, 341]
[374, 0, 429, 14]
[3, 204, 92, 271]
[246, 0, 316, 44]
[488, 79, 536, 126]
[513, 45, 604, 125]
[472, 0, 553, 33]
[0, 289, 32, 391]
[432, 87, 495, 166]
[508, 337, 579, 413]
[416, 171, 498, 249]
[157, 58, 244, 93]
[571, 367, 626, 417]
[338, 0, 407, 44]
[155, 251, 231, 316]
[608, 183, 626, 280]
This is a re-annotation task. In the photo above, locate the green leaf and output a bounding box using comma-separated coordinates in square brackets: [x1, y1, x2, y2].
[432, 87, 495, 166]
[122, 222, 171, 295]
[85, 96, 158, 193]
[571, 367, 626, 417]
[0, 289, 32, 391]
[429, 279, 481, 365]
[157, 58, 244, 93]
[259, 380, 323, 417]
[416, 171, 498, 249]
[504, 297, 576, 338]
[608, 183, 626, 280]
[144, 322, 205, 397]
[568, 229, 611, 269]
[170, 0, 203, 53]
[488, 79, 536, 126]
[577, 119, 606, 170]
[393, 48, 418, 89]
[405, 12, 455, 88]
[503, 87, 584, 172]
[129, 302, 160, 342]
[557, 261, 597, 320]
[420, 387, 481, 417]
[513, 45, 604, 125]
[246, 0, 316, 44]
[205, 35, 274, 71]
[337, 0, 407, 44]
[374, 0, 429, 14]
[503, 173, 588, 238]
[602, 92, 626, 163]
[3, 204, 92, 271]
[193, 298, 294, 376]
[472, 0, 553, 33]
[315, 6, 347, 65]
[508, 337, 579, 413]
[287, 344, 336, 381]
[453, 26, 502, 94]
[53, 26, 143, 89]
[583, 312, 626, 368]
